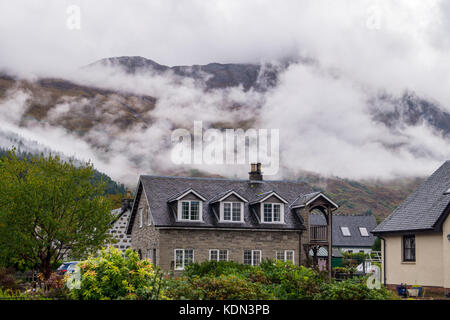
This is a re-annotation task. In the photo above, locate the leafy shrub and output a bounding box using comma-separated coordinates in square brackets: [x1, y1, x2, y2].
[0, 288, 51, 300]
[258, 260, 324, 299]
[166, 274, 275, 300]
[68, 246, 166, 300]
[172, 259, 394, 300]
[317, 278, 396, 300]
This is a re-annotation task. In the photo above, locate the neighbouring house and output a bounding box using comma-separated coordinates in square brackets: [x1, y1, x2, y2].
[125, 163, 339, 275]
[108, 194, 133, 252]
[309, 213, 378, 254]
[372, 161, 450, 295]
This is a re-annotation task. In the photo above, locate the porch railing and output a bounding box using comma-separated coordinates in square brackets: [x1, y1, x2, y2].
[310, 225, 328, 242]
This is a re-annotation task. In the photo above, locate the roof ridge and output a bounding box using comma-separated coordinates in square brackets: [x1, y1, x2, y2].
[140, 174, 310, 184]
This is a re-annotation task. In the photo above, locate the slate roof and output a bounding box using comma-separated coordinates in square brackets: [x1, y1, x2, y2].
[126, 175, 337, 233]
[373, 161, 450, 234]
[291, 192, 321, 208]
[310, 214, 377, 247]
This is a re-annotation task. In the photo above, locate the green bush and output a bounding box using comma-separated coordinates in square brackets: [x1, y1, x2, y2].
[166, 274, 275, 300]
[170, 259, 394, 300]
[183, 260, 253, 278]
[68, 246, 166, 300]
[317, 278, 396, 300]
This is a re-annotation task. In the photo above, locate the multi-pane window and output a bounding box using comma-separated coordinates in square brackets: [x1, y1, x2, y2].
[180, 201, 201, 221]
[341, 226, 351, 236]
[174, 249, 194, 270]
[223, 202, 242, 222]
[139, 208, 143, 228]
[243, 250, 261, 266]
[276, 250, 295, 263]
[209, 249, 229, 261]
[262, 203, 282, 223]
[223, 203, 231, 220]
[182, 202, 189, 220]
[403, 235, 416, 262]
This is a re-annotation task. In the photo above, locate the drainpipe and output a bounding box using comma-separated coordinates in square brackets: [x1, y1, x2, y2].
[379, 236, 386, 286]
[298, 231, 302, 266]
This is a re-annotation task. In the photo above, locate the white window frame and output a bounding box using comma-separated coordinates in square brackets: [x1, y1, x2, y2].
[341, 226, 351, 236]
[260, 203, 284, 223]
[174, 249, 194, 270]
[276, 250, 295, 263]
[209, 249, 229, 261]
[359, 227, 369, 237]
[243, 250, 262, 266]
[138, 207, 143, 228]
[177, 200, 203, 221]
[147, 206, 153, 226]
[220, 202, 244, 223]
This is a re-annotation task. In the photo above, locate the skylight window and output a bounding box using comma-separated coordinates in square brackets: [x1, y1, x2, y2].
[359, 227, 369, 237]
[444, 188, 450, 195]
[341, 226, 351, 236]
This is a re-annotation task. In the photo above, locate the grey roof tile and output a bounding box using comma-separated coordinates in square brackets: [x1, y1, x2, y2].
[373, 161, 450, 234]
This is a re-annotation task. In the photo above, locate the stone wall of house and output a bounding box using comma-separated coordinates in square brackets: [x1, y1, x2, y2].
[130, 192, 160, 264]
[157, 228, 301, 273]
[108, 208, 132, 252]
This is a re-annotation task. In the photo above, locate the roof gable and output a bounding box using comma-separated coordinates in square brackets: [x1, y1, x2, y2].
[167, 188, 207, 202]
[209, 190, 248, 203]
[249, 191, 288, 204]
[291, 192, 339, 209]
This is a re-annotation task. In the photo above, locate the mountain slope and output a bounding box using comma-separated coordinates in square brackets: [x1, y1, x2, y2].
[88, 56, 282, 91]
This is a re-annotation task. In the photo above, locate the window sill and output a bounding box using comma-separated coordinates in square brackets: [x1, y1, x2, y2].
[401, 261, 416, 265]
[260, 221, 285, 225]
[219, 220, 245, 223]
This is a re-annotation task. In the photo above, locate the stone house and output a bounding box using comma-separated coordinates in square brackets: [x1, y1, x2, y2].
[126, 164, 339, 275]
[372, 161, 450, 295]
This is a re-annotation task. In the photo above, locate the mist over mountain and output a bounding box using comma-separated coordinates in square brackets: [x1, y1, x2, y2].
[86, 56, 285, 91]
[1, 55, 450, 187]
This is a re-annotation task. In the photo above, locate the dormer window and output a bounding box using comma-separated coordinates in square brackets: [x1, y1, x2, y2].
[221, 202, 244, 222]
[262, 203, 284, 223]
[180, 200, 201, 221]
[249, 191, 287, 224]
[211, 190, 248, 223]
[168, 188, 206, 222]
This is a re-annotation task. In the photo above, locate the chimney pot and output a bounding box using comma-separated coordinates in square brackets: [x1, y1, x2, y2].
[249, 162, 263, 181]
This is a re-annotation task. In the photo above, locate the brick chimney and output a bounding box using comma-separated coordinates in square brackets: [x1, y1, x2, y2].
[249, 163, 263, 181]
[121, 190, 133, 211]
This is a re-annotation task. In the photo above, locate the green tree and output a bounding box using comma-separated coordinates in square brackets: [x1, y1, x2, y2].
[0, 150, 115, 279]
